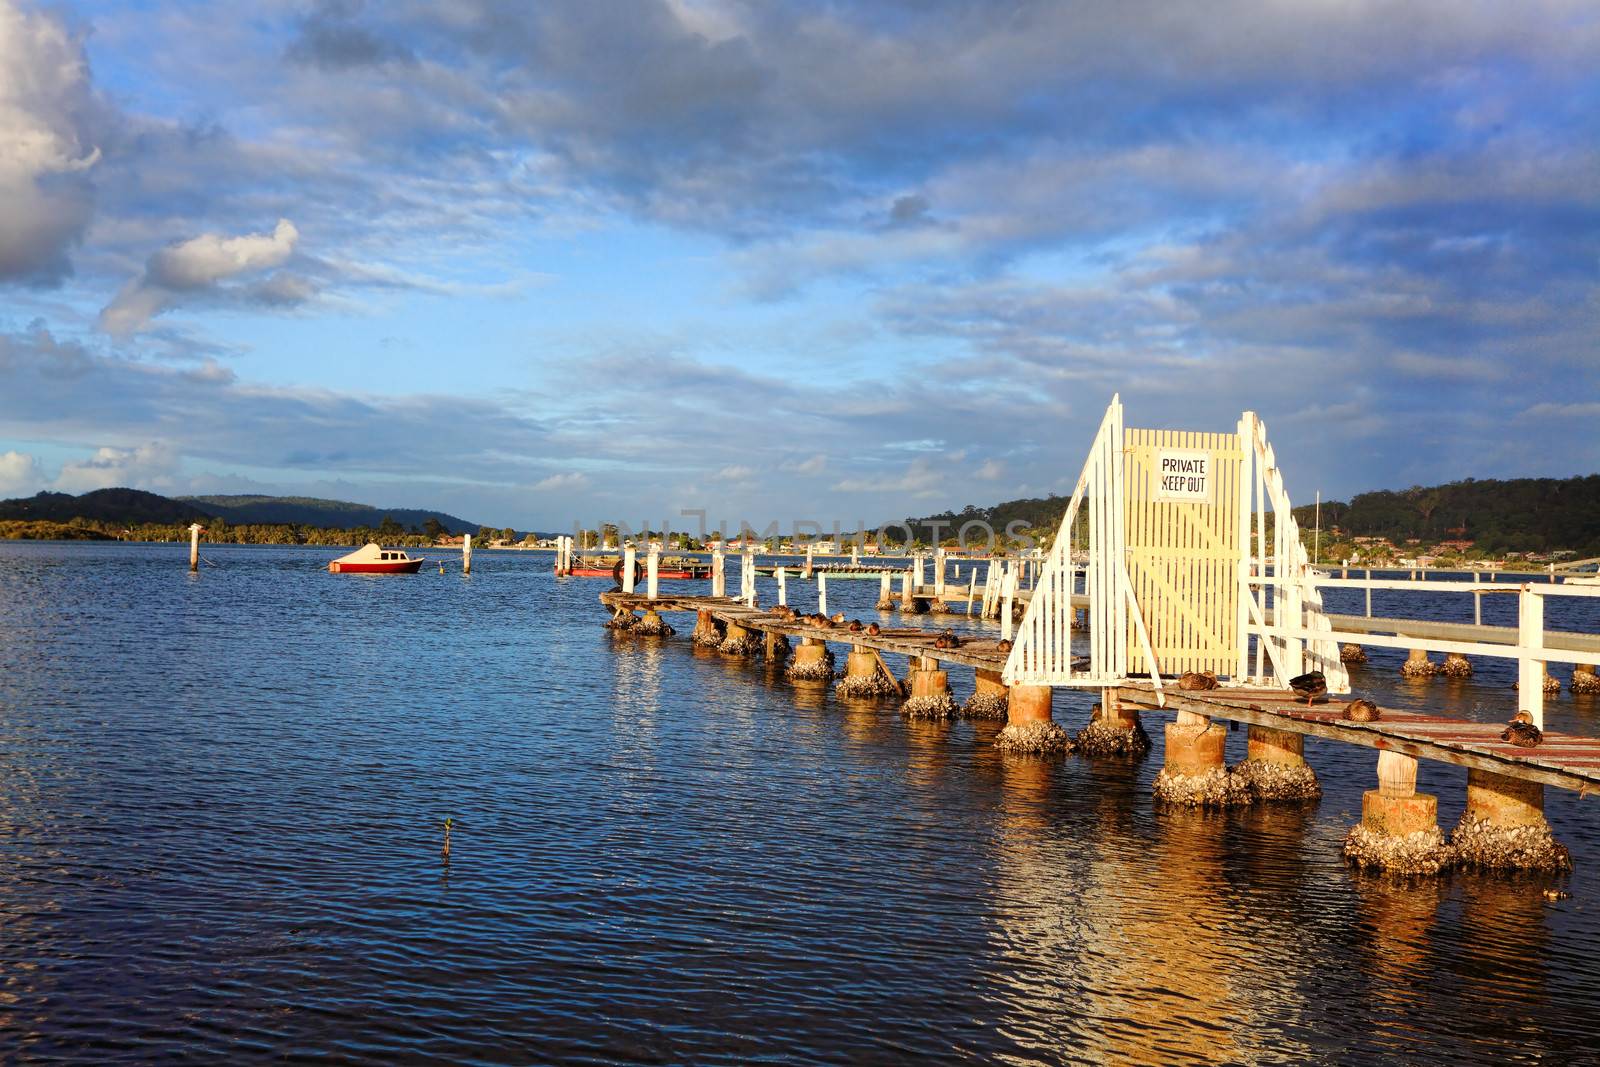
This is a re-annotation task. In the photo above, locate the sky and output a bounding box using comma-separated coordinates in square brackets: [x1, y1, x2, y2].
[1, 0, 1596, 531]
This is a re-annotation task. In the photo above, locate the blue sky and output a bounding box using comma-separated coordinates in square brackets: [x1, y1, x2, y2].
[1, 0, 1596, 529]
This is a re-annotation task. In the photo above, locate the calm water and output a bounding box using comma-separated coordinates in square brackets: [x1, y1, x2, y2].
[2, 542, 1599, 1064]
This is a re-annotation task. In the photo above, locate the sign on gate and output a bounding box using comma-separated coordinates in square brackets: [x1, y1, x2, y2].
[1154, 448, 1215, 503]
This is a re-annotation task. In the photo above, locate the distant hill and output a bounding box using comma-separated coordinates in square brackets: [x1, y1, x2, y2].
[0, 488, 481, 534]
[895, 473, 1600, 554]
[179, 495, 479, 533]
[889, 495, 1071, 546]
[0, 488, 213, 526]
[1290, 476, 1600, 555]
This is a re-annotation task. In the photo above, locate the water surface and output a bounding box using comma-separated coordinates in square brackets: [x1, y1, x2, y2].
[2, 542, 1598, 1063]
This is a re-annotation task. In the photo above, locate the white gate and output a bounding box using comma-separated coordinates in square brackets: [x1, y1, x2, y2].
[1004, 397, 1348, 698]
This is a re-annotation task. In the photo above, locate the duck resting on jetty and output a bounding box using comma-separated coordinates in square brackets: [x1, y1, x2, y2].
[1502, 710, 1543, 748]
[1342, 699, 1380, 722]
[1178, 670, 1218, 691]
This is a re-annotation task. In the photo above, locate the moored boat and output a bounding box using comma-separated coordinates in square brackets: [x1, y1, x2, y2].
[566, 554, 711, 580]
[329, 543, 426, 574]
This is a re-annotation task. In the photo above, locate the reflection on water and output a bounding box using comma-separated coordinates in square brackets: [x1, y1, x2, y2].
[1, 543, 1598, 1063]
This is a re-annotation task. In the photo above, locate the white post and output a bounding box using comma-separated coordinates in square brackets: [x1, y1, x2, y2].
[463, 533, 473, 575]
[878, 571, 890, 606]
[777, 567, 787, 606]
[1518, 586, 1546, 729]
[804, 543, 814, 579]
[934, 548, 946, 596]
[851, 543, 859, 566]
[623, 543, 636, 593]
[967, 570, 977, 615]
[900, 569, 913, 610]
[743, 550, 757, 606]
[1365, 567, 1372, 618]
[713, 547, 726, 597]
[1001, 563, 1015, 641]
[188, 523, 202, 572]
[647, 542, 660, 599]
[818, 571, 828, 615]
[1474, 572, 1481, 626]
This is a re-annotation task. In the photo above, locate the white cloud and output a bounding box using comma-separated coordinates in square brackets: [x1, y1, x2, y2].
[975, 459, 1004, 481]
[0, 0, 101, 283]
[53, 441, 181, 493]
[713, 464, 756, 481]
[1520, 402, 1600, 418]
[834, 457, 943, 496]
[790, 453, 826, 475]
[99, 219, 301, 335]
[0, 449, 43, 494]
[532, 471, 591, 491]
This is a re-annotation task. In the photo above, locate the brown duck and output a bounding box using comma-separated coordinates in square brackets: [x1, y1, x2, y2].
[1341, 699, 1380, 722]
[1502, 710, 1542, 748]
[1178, 670, 1218, 691]
[1289, 670, 1327, 706]
[865, 622, 881, 636]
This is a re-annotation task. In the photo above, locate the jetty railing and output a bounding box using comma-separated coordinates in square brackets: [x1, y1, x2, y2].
[1266, 576, 1600, 729]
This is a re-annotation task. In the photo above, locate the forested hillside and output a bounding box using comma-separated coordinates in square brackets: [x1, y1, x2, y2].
[1290, 477, 1600, 555]
[895, 474, 1598, 554]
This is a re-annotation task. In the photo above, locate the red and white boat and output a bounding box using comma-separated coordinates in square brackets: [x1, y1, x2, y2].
[328, 543, 426, 574]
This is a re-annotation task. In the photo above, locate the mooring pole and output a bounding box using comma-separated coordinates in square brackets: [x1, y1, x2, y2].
[623, 543, 636, 593]
[777, 566, 787, 606]
[647, 542, 660, 600]
[463, 533, 473, 574]
[818, 571, 828, 615]
[188, 523, 202, 572]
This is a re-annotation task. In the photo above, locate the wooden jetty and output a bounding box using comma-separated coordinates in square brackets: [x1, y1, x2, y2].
[591, 396, 1600, 877]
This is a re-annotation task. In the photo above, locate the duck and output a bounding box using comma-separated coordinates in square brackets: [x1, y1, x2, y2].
[1178, 670, 1218, 691]
[831, 612, 847, 625]
[865, 622, 881, 636]
[1288, 670, 1327, 706]
[1341, 699, 1380, 722]
[1502, 709, 1542, 748]
[996, 638, 1013, 654]
[847, 619, 863, 632]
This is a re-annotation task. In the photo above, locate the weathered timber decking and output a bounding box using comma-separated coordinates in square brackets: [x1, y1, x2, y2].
[600, 591, 1600, 795]
[600, 591, 1070, 671]
[1114, 684, 1600, 794]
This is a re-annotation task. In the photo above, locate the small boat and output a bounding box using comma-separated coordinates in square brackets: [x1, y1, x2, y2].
[566, 554, 711, 580]
[329, 543, 426, 574]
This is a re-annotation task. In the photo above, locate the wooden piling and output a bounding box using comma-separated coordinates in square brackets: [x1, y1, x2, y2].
[187, 523, 202, 572]
[463, 533, 473, 575]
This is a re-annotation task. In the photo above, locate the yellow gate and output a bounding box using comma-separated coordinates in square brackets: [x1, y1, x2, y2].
[1123, 428, 1243, 678]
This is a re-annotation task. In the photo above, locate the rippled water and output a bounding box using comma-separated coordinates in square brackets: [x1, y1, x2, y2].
[2, 542, 1599, 1063]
